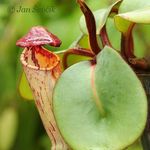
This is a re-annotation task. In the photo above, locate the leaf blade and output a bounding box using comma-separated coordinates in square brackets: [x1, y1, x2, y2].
[80, 0, 122, 35]
[53, 46, 147, 150]
[115, 7, 150, 33]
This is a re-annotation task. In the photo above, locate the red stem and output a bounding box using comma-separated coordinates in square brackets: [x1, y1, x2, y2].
[99, 4, 120, 49]
[100, 25, 112, 48]
[121, 23, 135, 61]
[77, 0, 101, 55]
[121, 24, 150, 70]
[129, 58, 149, 70]
[63, 48, 95, 69]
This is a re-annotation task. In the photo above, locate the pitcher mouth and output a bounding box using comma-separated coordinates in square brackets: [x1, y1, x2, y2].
[20, 47, 60, 71]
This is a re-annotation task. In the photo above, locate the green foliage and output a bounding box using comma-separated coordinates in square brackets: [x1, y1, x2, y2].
[1, 0, 150, 149]
[80, 0, 122, 34]
[126, 140, 143, 150]
[0, 108, 18, 150]
[53, 46, 147, 150]
[0, 0, 87, 149]
[119, 0, 150, 13]
[19, 72, 33, 100]
[106, 18, 121, 50]
[115, 8, 150, 33]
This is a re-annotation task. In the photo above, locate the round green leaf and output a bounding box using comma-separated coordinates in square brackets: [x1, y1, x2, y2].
[80, 0, 122, 35]
[115, 7, 150, 33]
[53, 46, 147, 150]
[119, 0, 150, 13]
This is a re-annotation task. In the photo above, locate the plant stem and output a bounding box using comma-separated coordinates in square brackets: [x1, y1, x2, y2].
[77, 0, 101, 55]
[63, 48, 95, 69]
[121, 23, 135, 61]
[121, 24, 150, 70]
[99, 2, 120, 49]
[100, 25, 112, 48]
[129, 58, 149, 70]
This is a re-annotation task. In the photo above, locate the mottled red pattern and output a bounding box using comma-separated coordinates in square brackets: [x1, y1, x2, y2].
[16, 26, 61, 47]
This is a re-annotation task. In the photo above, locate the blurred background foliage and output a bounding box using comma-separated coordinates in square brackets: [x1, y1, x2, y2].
[0, 0, 150, 150]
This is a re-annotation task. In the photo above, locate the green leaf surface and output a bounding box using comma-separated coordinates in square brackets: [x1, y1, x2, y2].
[133, 25, 148, 58]
[115, 7, 150, 33]
[19, 72, 33, 100]
[53, 46, 147, 150]
[126, 140, 143, 150]
[106, 18, 121, 50]
[72, 34, 90, 49]
[119, 0, 150, 13]
[80, 0, 122, 35]
[56, 49, 91, 69]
